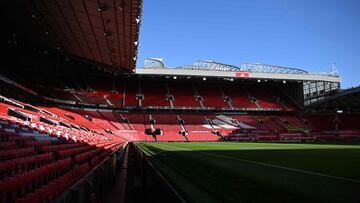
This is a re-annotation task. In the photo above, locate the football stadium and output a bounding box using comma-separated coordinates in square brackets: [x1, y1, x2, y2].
[1, 1, 360, 203]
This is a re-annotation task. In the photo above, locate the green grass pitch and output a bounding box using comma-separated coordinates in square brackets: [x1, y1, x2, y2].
[137, 142, 360, 203]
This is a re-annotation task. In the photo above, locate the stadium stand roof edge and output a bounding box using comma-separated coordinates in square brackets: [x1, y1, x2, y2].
[306, 86, 360, 108]
[137, 58, 340, 82]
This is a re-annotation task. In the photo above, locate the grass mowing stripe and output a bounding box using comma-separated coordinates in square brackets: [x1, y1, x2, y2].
[157, 142, 360, 184]
[139, 143, 310, 203]
[136, 143, 220, 203]
[171, 141, 360, 150]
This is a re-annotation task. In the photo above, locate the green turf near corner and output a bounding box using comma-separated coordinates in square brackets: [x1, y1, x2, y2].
[137, 144, 219, 203]
[137, 142, 360, 203]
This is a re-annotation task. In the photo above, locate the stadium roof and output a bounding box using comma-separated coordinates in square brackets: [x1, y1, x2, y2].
[306, 86, 360, 109]
[3, 0, 142, 72]
[136, 58, 341, 83]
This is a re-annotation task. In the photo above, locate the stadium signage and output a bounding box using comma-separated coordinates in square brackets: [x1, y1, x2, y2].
[235, 71, 249, 77]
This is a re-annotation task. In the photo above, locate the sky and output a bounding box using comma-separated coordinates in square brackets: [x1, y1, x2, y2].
[136, 0, 360, 88]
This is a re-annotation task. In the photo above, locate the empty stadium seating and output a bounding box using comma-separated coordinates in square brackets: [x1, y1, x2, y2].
[168, 82, 200, 108]
[0, 96, 124, 203]
[195, 83, 228, 108]
[124, 80, 139, 107]
[246, 85, 282, 109]
[141, 81, 170, 107]
[0, 72, 298, 112]
[222, 85, 258, 108]
[1, 76, 359, 203]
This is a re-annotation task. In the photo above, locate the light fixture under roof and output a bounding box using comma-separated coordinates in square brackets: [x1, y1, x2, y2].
[98, 4, 107, 12]
[103, 31, 111, 37]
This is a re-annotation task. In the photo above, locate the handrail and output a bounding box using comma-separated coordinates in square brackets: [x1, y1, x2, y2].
[53, 145, 125, 203]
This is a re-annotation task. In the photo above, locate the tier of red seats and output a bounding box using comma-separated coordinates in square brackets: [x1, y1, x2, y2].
[196, 83, 228, 108]
[75, 92, 109, 106]
[3, 93, 359, 143]
[180, 114, 211, 132]
[2, 86, 359, 143]
[337, 114, 360, 130]
[0, 97, 124, 203]
[186, 133, 219, 141]
[13, 163, 90, 203]
[0, 157, 71, 202]
[168, 82, 200, 107]
[246, 85, 282, 109]
[0, 152, 52, 177]
[124, 81, 139, 107]
[151, 114, 182, 131]
[141, 81, 169, 107]
[1, 73, 296, 111]
[97, 111, 126, 130]
[305, 115, 334, 131]
[231, 115, 269, 131]
[222, 85, 258, 108]
[150, 114, 185, 141]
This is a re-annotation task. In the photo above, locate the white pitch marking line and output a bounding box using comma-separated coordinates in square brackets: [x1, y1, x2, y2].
[156, 143, 360, 184]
